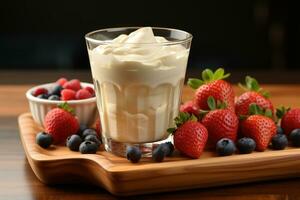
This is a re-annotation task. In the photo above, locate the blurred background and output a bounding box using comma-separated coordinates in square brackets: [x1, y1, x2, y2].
[0, 0, 299, 84]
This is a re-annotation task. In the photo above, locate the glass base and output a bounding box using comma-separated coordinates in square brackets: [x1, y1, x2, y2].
[102, 135, 173, 157]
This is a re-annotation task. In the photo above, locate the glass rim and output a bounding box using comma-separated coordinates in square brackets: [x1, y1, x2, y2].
[85, 26, 193, 45]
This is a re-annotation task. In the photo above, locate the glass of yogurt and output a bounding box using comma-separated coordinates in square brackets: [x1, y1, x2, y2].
[85, 27, 192, 156]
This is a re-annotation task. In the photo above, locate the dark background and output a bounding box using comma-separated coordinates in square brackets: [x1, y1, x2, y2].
[0, 0, 299, 83]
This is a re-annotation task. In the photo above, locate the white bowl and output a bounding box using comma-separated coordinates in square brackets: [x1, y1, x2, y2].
[26, 82, 98, 127]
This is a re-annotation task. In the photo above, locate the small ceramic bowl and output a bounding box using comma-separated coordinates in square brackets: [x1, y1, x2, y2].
[26, 82, 98, 127]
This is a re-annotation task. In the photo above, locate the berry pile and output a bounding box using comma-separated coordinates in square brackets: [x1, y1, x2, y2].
[32, 77, 95, 101]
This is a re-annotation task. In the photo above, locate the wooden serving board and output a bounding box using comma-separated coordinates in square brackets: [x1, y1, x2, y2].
[19, 112, 300, 196]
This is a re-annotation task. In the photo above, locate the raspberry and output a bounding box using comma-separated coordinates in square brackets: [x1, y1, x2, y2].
[75, 89, 93, 100]
[33, 87, 48, 97]
[61, 89, 76, 100]
[84, 86, 95, 96]
[63, 79, 81, 91]
[56, 77, 68, 86]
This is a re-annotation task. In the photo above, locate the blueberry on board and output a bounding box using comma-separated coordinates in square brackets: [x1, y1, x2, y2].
[77, 124, 88, 137]
[36, 132, 53, 148]
[79, 141, 98, 154]
[51, 84, 63, 96]
[48, 95, 60, 101]
[85, 134, 101, 147]
[161, 142, 174, 157]
[216, 138, 236, 156]
[66, 135, 82, 151]
[276, 126, 284, 135]
[290, 129, 300, 147]
[82, 128, 98, 139]
[37, 94, 49, 99]
[126, 146, 142, 163]
[237, 137, 256, 154]
[271, 134, 288, 150]
[152, 145, 165, 162]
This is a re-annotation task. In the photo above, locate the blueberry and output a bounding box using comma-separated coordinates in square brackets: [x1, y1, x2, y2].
[79, 141, 98, 154]
[216, 138, 236, 156]
[51, 84, 63, 96]
[126, 146, 142, 163]
[152, 145, 165, 162]
[48, 95, 60, 101]
[277, 126, 284, 135]
[161, 142, 174, 157]
[82, 128, 98, 139]
[290, 129, 300, 147]
[77, 124, 88, 137]
[37, 94, 49, 99]
[271, 134, 288, 150]
[36, 132, 53, 148]
[237, 137, 256, 154]
[66, 135, 82, 151]
[85, 134, 101, 147]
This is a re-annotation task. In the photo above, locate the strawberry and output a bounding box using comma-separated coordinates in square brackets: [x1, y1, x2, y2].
[61, 89, 76, 100]
[44, 103, 79, 144]
[180, 100, 200, 116]
[201, 97, 238, 145]
[63, 79, 81, 91]
[240, 104, 276, 151]
[188, 68, 235, 112]
[168, 112, 208, 158]
[75, 89, 93, 100]
[33, 87, 48, 97]
[56, 77, 68, 86]
[277, 107, 300, 135]
[236, 76, 274, 116]
[85, 86, 95, 96]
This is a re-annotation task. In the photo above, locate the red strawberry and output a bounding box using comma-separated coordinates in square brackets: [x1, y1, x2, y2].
[56, 77, 68, 86]
[61, 89, 76, 100]
[85, 86, 95, 96]
[33, 87, 48, 97]
[95, 117, 102, 137]
[169, 112, 208, 158]
[241, 115, 276, 151]
[63, 79, 81, 91]
[236, 76, 274, 116]
[188, 68, 235, 112]
[75, 89, 93, 100]
[44, 103, 79, 144]
[201, 97, 238, 145]
[180, 100, 199, 116]
[278, 107, 300, 135]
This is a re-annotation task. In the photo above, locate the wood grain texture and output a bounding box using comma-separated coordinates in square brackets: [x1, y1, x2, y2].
[19, 111, 300, 196]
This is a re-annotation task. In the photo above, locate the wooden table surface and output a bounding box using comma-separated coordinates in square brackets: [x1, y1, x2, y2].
[1, 84, 300, 200]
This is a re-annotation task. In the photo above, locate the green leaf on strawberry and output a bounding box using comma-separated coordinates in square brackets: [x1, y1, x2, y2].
[239, 76, 270, 98]
[188, 68, 230, 89]
[167, 112, 197, 134]
[58, 102, 75, 115]
[276, 106, 291, 119]
[241, 103, 274, 120]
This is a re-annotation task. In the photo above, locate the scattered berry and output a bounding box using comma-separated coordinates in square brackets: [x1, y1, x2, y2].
[280, 108, 300, 136]
[48, 95, 60, 101]
[44, 103, 79, 144]
[66, 135, 82, 151]
[216, 138, 236, 156]
[152, 145, 165, 162]
[180, 100, 199, 116]
[276, 126, 284, 135]
[271, 134, 288, 150]
[79, 141, 98, 154]
[85, 86, 95, 96]
[237, 137, 256, 154]
[33, 87, 48, 97]
[56, 77, 68, 86]
[51, 84, 63, 96]
[289, 129, 300, 147]
[85, 134, 101, 147]
[36, 132, 53, 148]
[82, 128, 98, 139]
[63, 79, 81, 91]
[77, 124, 88, 137]
[126, 146, 142, 163]
[75, 89, 93, 100]
[161, 142, 174, 157]
[61, 89, 76, 100]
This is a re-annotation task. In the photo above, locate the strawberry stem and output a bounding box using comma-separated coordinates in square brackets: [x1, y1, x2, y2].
[276, 106, 290, 119]
[58, 102, 75, 115]
[239, 76, 270, 98]
[167, 112, 198, 134]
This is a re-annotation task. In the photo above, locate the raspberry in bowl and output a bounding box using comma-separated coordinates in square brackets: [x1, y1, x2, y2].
[26, 78, 98, 127]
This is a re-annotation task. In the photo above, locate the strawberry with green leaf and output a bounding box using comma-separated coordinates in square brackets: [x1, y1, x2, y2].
[236, 76, 274, 116]
[277, 106, 300, 136]
[168, 112, 208, 159]
[201, 96, 239, 146]
[188, 68, 235, 112]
